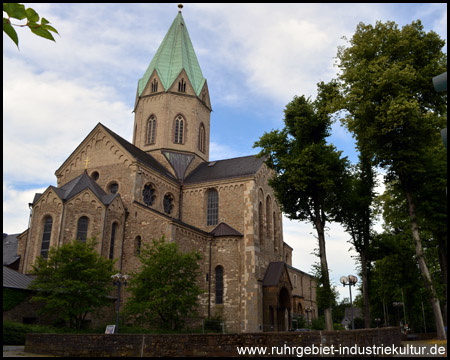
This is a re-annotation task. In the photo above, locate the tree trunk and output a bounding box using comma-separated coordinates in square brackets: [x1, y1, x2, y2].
[437, 234, 447, 326]
[315, 215, 334, 331]
[405, 190, 446, 340]
[360, 250, 371, 328]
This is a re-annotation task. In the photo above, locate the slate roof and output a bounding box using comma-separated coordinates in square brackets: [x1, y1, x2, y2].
[33, 171, 119, 206]
[3, 233, 20, 266]
[210, 223, 243, 237]
[138, 11, 206, 97]
[184, 155, 265, 184]
[101, 124, 176, 181]
[3, 266, 35, 290]
[263, 262, 290, 287]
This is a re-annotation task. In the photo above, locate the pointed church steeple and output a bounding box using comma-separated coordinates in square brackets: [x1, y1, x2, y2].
[133, 5, 212, 177]
[137, 8, 206, 97]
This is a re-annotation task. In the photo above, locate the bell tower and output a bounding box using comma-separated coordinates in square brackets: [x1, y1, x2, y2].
[132, 5, 212, 179]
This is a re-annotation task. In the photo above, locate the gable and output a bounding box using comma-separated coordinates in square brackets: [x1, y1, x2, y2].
[55, 123, 176, 187]
[263, 262, 293, 290]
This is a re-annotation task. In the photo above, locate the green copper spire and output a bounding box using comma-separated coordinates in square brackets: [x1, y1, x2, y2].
[138, 10, 206, 97]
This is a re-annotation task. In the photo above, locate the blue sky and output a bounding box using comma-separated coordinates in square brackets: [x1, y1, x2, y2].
[3, 3, 447, 301]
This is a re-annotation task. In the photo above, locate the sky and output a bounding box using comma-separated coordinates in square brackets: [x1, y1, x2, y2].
[3, 3, 447, 302]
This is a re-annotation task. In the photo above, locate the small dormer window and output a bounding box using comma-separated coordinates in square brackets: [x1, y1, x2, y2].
[178, 78, 186, 92]
[151, 79, 158, 93]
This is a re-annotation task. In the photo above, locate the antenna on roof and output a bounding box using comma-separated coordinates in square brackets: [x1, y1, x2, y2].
[178, 4, 183, 13]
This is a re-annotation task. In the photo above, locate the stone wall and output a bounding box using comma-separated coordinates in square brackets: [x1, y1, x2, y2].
[25, 328, 402, 357]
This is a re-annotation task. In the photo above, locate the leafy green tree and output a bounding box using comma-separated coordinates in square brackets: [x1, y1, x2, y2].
[3, 3, 58, 49]
[336, 20, 447, 339]
[28, 239, 116, 329]
[338, 153, 377, 328]
[125, 237, 202, 331]
[254, 82, 351, 331]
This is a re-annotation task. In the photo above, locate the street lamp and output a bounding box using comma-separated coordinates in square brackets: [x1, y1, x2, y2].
[340, 275, 358, 330]
[111, 273, 129, 334]
[374, 317, 381, 328]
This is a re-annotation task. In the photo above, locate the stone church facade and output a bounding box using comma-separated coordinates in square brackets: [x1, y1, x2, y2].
[15, 7, 317, 333]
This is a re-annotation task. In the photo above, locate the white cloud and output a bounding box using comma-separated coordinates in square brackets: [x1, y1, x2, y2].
[2, 183, 47, 234]
[3, 57, 132, 187]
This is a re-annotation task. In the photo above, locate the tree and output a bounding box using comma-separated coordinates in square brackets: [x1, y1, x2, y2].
[336, 20, 447, 339]
[254, 82, 351, 331]
[339, 153, 377, 328]
[3, 3, 58, 49]
[125, 237, 203, 331]
[28, 239, 116, 329]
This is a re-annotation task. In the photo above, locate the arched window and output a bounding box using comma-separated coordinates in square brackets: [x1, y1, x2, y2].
[108, 182, 119, 194]
[266, 196, 272, 242]
[207, 189, 218, 226]
[273, 211, 277, 253]
[215, 265, 224, 305]
[135, 236, 142, 256]
[147, 116, 156, 144]
[76, 216, 89, 242]
[109, 222, 117, 260]
[151, 79, 158, 92]
[198, 123, 206, 153]
[40, 216, 53, 259]
[178, 78, 186, 92]
[163, 193, 174, 215]
[174, 115, 184, 144]
[259, 201, 264, 246]
[143, 183, 156, 206]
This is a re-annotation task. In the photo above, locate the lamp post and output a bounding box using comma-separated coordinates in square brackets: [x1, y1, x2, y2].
[340, 275, 358, 330]
[375, 317, 381, 328]
[111, 273, 128, 334]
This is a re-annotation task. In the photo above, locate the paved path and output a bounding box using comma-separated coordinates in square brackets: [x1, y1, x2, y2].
[3, 346, 54, 357]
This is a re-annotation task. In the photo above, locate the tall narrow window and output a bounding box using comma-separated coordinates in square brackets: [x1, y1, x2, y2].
[151, 79, 158, 92]
[266, 196, 272, 242]
[40, 216, 53, 259]
[259, 201, 264, 246]
[76, 216, 89, 242]
[143, 184, 156, 206]
[163, 194, 174, 215]
[215, 265, 224, 305]
[178, 78, 186, 92]
[135, 236, 142, 256]
[207, 189, 218, 226]
[174, 115, 184, 144]
[147, 116, 156, 144]
[109, 222, 117, 260]
[199, 124, 206, 153]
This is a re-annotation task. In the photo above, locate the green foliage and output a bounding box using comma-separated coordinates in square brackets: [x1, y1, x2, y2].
[28, 238, 116, 330]
[124, 237, 203, 331]
[3, 3, 59, 49]
[337, 20, 446, 187]
[3, 288, 29, 312]
[3, 321, 56, 345]
[204, 312, 225, 333]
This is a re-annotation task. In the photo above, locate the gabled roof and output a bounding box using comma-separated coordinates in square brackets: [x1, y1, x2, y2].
[138, 12, 206, 97]
[3, 234, 20, 266]
[33, 171, 118, 206]
[184, 155, 265, 184]
[101, 124, 176, 181]
[263, 262, 293, 288]
[210, 223, 243, 237]
[3, 266, 35, 290]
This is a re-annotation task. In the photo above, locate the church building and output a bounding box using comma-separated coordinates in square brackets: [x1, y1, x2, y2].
[14, 6, 317, 333]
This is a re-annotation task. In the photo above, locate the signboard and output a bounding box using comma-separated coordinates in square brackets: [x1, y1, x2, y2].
[105, 325, 116, 334]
